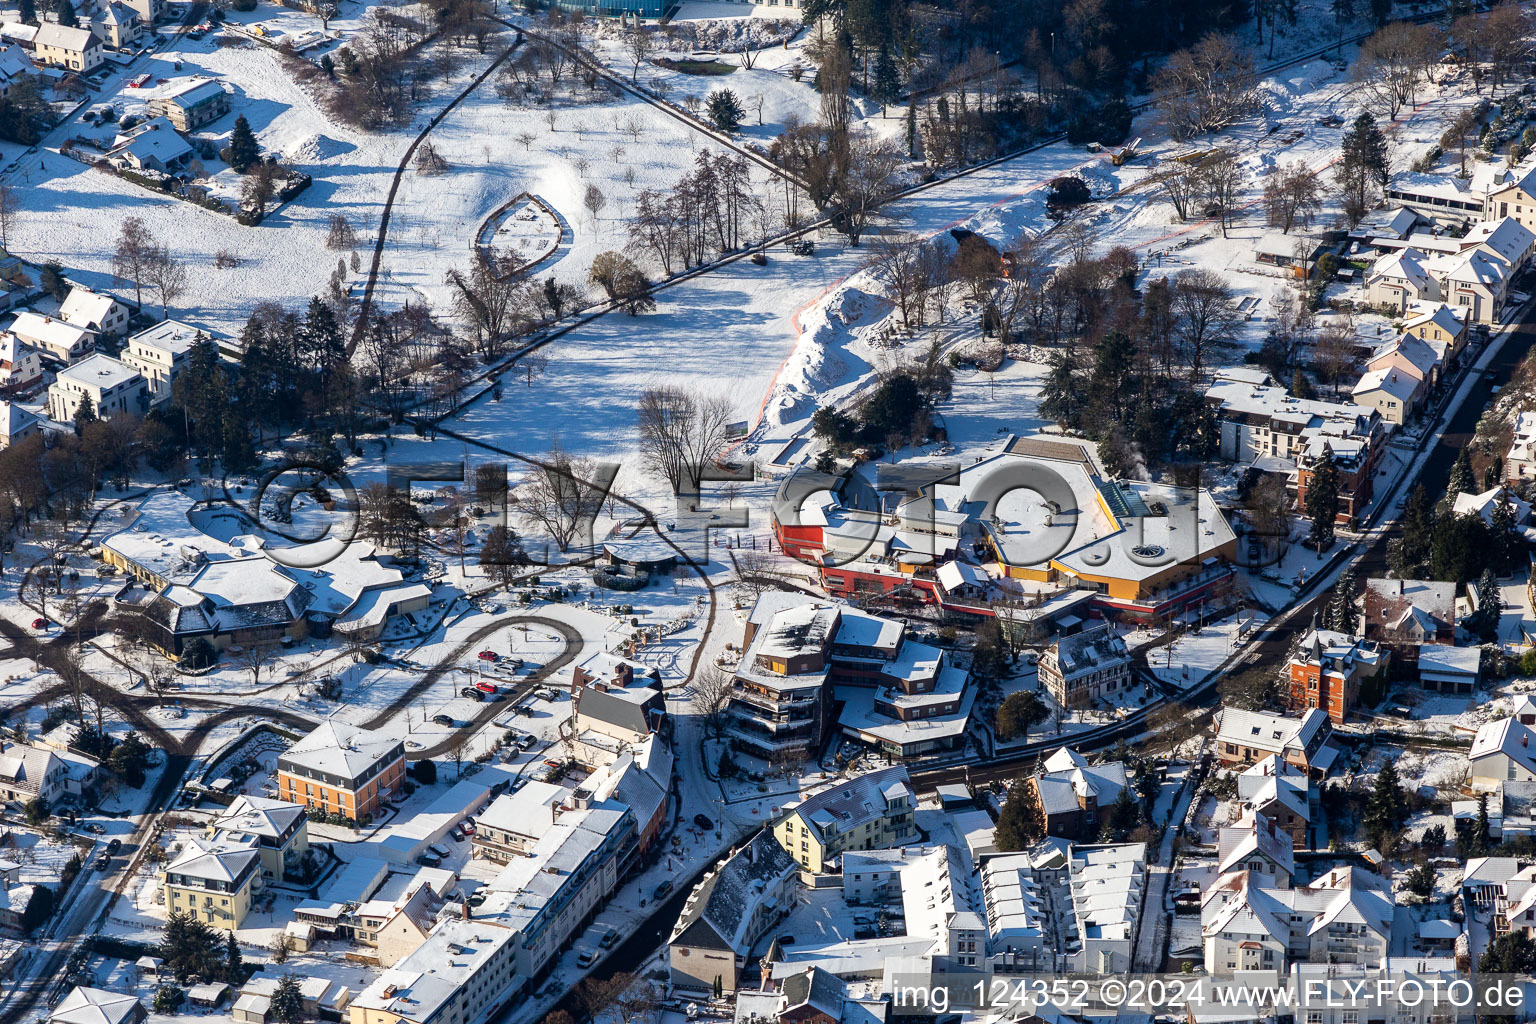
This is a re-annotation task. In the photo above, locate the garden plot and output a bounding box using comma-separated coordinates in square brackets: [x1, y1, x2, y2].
[477, 193, 563, 275]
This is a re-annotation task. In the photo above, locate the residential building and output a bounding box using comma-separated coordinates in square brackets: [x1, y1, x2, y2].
[727, 596, 837, 763]
[1469, 718, 1536, 791]
[235, 974, 350, 1024]
[1462, 215, 1536, 273]
[49, 988, 146, 1024]
[0, 333, 41, 393]
[1284, 627, 1387, 723]
[1213, 707, 1340, 776]
[1365, 333, 1441, 391]
[47, 354, 148, 423]
[1236, 755, 1312, 848]
[569, 651, 664, 750]
[1400, 302, 1469, 366]
[1417, 644, 1481, 693]
[9, 311, 93, 362]
[31, 23, 101, 71]
[979, 852, 1049, 965]
[1295, 434, 1377, 527]
[476, 801, 635, 977]
[1384, 170, 1488, 222]
[1203, 379, 1382, 466]
[0, 45, 32, 98]
[1361, 578, 1456, 676]
[472, 781, 565, 863]
[1453, 484, 1531, 529]
[0, 740, 99, 805]
[1038, 625, 1132, 709]
[1484, 165, 1536, 230]
[160, 835, 263, 930]
[58, 287, 132, 338]
[573, 735, 672, 854]
[0, 881, 36, 932]
[1202, 865, 1392, 976]
[91, 3, 140, 48]
[1365, 247, 1433, 311]
[277, 721, 405, 822]
[1064, 843, 1145, 973]
[669, 830, 798, 995]
[1352, 366, 1421, 425]
[147, 77, 230, 130]
[770, 765, 916, 872]
[1022, 746, 1128, 840]
[352, 875, 447, 967]
[119, 319, 206, 406]
[348, 920, 521, 1024]
[107, 116, 194, 174]
[1216, 810, 1294, 888]
[1506, 411, 1536, 484]
[0, 401, 38, 450]
[1427, 246, 1512, 323]
[211, 795, 309, 881]
[117, 0, 162, 26]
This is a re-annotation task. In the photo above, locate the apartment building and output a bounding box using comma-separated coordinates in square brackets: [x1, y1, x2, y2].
[277, 721, 405, 822]
[47, 354, 148, 423]
[669, 831, 798, 995]
[770, 766, 916, 872]
[161, 836, 263, 931]
[1284, 627, 1388, 724]
[348, 920, 521, 1024]
[1213, 707, 1340, 776]
[1202, 865, 1392, 976]
[119, 320, 206, 406]
[1021, 746, 1128, 840]
[1038, 625, 1132, 710]
[211, 795, 309, 882]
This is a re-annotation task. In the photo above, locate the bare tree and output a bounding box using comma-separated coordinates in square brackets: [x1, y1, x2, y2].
[624, 27, 654, 82]
[1263, 161, 1322, 232]
[0, 184, 17, 248]
[867, 234, 928, 329]
[112, 216, 157, 309]
[1151, 33, 1258, 141]
[1354, 21, 1441, 120]
[1312, 322, 1359, 398]
[241, 162, 279, 218]
[518, 350, 550, 387]
[326, 212, 357, 250]
[1149, 161, 1200, 222]
[832, 132, 902, 246]
[146, 247, 188, 318]
[583, 183, 607, 226]
[1246, 473, 1292, 541]
[415, 140, 449, 175]
[235, 644, 269, 690]
[693, 663, 735, 739]
[635, 385, 736, 496]
[1195, 151, 1242, 238]
[1171, 269, 1241, 380]
[509, 443, 612, 553]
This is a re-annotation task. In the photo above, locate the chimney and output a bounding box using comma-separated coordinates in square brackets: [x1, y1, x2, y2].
[461, 901, 470, 920]
[1523, 733, 1528, 748]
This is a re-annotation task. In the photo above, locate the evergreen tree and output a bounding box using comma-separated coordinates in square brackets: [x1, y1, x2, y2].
[55, 0, 77, 27]
[18, 0, 35, 25]
[299, 296, 343, 386]
[1306, 442, 1339, 551]
[1480, 930, 1536, 974]
[1430, 512, 1491, 584]
[995, 775, 1043, 851]
[704, 89, 745, 134]
[872, 46, 901, 108]
[1492, 491, 1519, 574]
[1485, 454, 1505, 491]
[72, 393, 96, 437]
[1290, 368, 1315, 400]
[227, 115, 260, 173]
[1368, 0, 1391, 27]
[1404, 860, 1435, 897]
[1472, 791, 1493, 855]
[1363, 758, 1406, 849]
[1336, 112, 1390, 220]
[1039, 351, 1081, 428]
[1444, 446, 1475, 508]
[1389, 483, 1435, 577]
[224, 932, 244, 985]
[270, 975, 304, 1024]
[1328, 568, 1359, 634]
[171, 339, 229, 470]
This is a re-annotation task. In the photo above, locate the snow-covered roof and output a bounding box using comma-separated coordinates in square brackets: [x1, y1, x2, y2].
[1067, 842, 1145, 942]
[10, 311, 91, 354]
[94, 3, 137, 27]
[58, 288, 119, 330]
[1032, 755, 1127, 816]
[0, 44, 29, 85]
[0, 400, 36, 438]
[1368, 247, 1430, 291]
[1369, 334, 1440, 381]
[1351, 206, 1420, 240]
[1417, 644, 1481, 678]
[1427, 246, 1510, 288]
[109, 116, 192, 167]
[1215, 707, 1330, 760]
[56, 353, 139, 392]
[350, 920, 516, 1023]
[280, 720, 402, 783]
[1353, 366, 1419, 404]
[33, 23, 97, 51]
[49, 987, 143, 1024]
[1363, 577, 1455, 635]
[0, 24, 37, 45]
[1046, 624, 1131, 682]
[1217, 810, 1295, 878]
[158, 77, 225, 109]
[126, 319, 210, 357]
[1452, 485, 1530, 526]
[1402, 301, 1466, 338]
[779, 766, 913, 841]
[671, 830, 798, 955]
[164, 835, 260, 887]
[1462, 216, 1535, 266]
[214, 794, 305, 842]
[475, 780, 564, 839]
[1470, 718, 1536, 772]
[1204, 381, 1378, 437]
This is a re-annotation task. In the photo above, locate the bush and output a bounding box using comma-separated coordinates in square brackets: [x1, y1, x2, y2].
[180, 638, 216, 670]
[231, 0, 256, 10]
[411, 759, 437, 784]
[1045, 175, 1092, 213]
[154, 986, 185, 1014]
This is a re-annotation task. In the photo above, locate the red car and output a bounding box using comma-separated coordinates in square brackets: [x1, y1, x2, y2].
[31, 618, 46, 630]
[477, 650, 499, 662]
[476, 681, 496, 694]
[461, 821, 476, 835]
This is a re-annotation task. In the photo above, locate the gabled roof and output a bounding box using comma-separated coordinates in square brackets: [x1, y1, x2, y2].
[671, 830, 797, 955]
[1368, 247, 1430, 291]
[1462, 216, 1535, 265]
[214, 794, 305, 842]
[1217, 811, 1295, 878]
[1428, 247, 1510, 288]
[1369, 334, 1440, 381]
[59, 288, 120, 329]
[1353, 366, 1419, 404]
[780, 766, 914, 840]
[33, 23, 98, 52]
[0, 44, 30, 85]
[1402, 301, 1466, 339]
[780, 966, 845, 1020]
[109, 116, 192, 167]
[1470, 718, 1536, 774]
[1215, 707, 1329, 759]
[0, 401, 36, 438]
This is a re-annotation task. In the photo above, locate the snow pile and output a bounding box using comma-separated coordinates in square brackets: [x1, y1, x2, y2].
[764, 281, 887, 427]
[1256, 59, 1337, 115]
[283, 133, 355, 164]
[678, 18, 800, 53]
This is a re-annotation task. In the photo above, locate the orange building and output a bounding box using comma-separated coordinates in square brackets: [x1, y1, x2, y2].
[1285, 628, 1389, 725]
[277, 721, 405, 822]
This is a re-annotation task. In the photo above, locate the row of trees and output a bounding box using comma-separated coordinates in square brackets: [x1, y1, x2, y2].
[631, 151, 764, 271]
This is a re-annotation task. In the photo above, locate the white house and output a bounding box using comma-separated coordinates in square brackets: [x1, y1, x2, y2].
[1506, 411, 1536, 485]
[1426, 247, 1511, 324]
[0, 332, 41, 391]
[1352, 366, 1421, 425]
[0, 401, 38, 450]
[1462, 215, 1536, 273]
[1364, 333, 1441, 390]
[0, 44, 32, 98]
[107, 116, 194, 174]
[31, 23, 102, 72]
[119, 320, 205, 406]
[91, 2, 141, 48]
[1365, 247, 1433, 312]
[1469, 718, 1536, 790]
[59, 287, 132, 339]
[8, 311, 92, 362]
[116, 0, 162, 27]
[1202, 865, 1392, 976]
[47, 353, 148, 423]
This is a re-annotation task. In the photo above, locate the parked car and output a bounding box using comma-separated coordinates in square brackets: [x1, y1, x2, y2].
[94, 855, 110, 871]
[433, 714, 455, 727]
[107, 838, 122, 853]
[460, 687, 484, 701]
[790, 240, 815, 256]
[477, 650, 499, 662]
[30, 618, 46, 630]
[543, 759, 563, 769]
[461, 821, 476, 835]
[476, 681, 497, 694]
[451, 826, 465, 841]
[515, 734, 536, 751]
[599, 929, 618, 949]
[576, 949, 598, 968]
[653, 880, 674, 900]
[693, 814, 714, 830]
